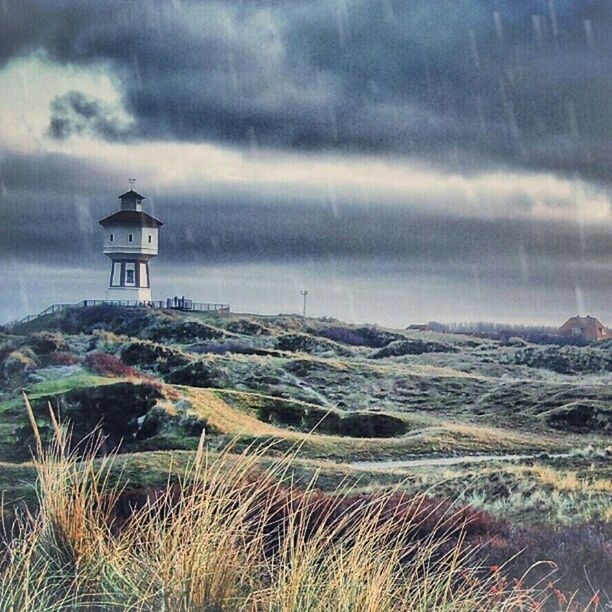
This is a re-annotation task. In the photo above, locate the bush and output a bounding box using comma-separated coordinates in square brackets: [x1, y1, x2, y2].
[137, 405, 172, 438]
[191, 341, 281, 357]
[58, 304, 154, 336]
[84, 352, 139, 378]
[370, 339, 458, 358]
[275, 333, 351, 355]
[3, 349, 37, 379]
[283, 358, 337, 378]
[225, 319, 271, 335]
[313, 326, 370, 346]
[502, 336, 528, 347]
[145, 320, 226, 343]
[33, 382, 164, 451]
[510, 345, 612, 374]
[2, 422, 608, 610]
[135, 406, 214, 440]
[544, 401, 612, 433]
[177, 413, 213, 436]
[28, 331, 67, 355]
[315, 325, 405, 348]
[121, 341, 191, 374]
[256, 400, 408, 438]
[337, 413, 408, 437]
[165, 360, 222, 388]
[483, 521, 612, 599]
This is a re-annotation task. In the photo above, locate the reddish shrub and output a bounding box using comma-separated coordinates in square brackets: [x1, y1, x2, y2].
[84, 352, 140, 378]
[83, 352, 168, 399]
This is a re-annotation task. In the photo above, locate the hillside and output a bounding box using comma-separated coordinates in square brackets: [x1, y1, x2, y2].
[1, 304, 610, 525]
[1, 304, 611, 608]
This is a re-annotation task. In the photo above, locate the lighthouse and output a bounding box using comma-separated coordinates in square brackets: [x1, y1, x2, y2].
[99, 187, 163, 302]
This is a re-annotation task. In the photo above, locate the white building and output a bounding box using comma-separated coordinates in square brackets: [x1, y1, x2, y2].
[99, 189, 163, 302]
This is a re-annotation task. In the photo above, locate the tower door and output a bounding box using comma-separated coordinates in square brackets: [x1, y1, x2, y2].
[124, 262, 136, 286]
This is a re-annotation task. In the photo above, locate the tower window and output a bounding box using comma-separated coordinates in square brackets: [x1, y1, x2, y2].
[148, 234, 152, 243]
[128, 234, 133, 242]
[126, 269, 135, 283]
[109, 233, 114, 242]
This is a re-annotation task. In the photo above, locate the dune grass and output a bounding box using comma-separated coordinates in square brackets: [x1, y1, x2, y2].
[183, 386, 560, 460]
[1, 397, 601, 611]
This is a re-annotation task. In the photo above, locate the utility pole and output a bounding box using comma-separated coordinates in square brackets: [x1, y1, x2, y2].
[300, 290, 308, 318]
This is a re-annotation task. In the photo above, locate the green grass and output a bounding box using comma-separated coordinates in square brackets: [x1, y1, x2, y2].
[0, 375, 137, 462]
[0, 374, 119, 414]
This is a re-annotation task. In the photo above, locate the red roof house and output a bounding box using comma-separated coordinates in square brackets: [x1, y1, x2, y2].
[558, 316, 609, 341]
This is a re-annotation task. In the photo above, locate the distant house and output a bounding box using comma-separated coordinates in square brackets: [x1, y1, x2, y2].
[558, 315, 609, 341]
[406, 324, 433, 332]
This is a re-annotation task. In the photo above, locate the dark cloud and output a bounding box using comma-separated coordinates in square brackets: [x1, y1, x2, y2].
[0, 150, 608, 277]
[0, 150, 121, 194]
[48, 91, 134, 141]
[1, 0, 611, 180]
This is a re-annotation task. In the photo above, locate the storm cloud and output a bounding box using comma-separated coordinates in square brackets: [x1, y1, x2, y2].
[1, 151, 609, 281]
[0, 0, 610, 324]
[48, 91, 135, 141]
[1, 0, 611, 180]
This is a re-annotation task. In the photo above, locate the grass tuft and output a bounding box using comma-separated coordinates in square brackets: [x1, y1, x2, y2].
[0, 396, 601, 611]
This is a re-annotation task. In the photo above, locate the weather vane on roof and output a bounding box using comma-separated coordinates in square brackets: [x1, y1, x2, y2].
[128, 178, 136, 187]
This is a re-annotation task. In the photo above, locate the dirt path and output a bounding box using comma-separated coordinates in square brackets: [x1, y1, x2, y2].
[350, 452, 571, 471]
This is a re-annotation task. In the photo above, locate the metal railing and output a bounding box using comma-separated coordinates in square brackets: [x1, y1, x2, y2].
[17, 303, 74, 324]
[12, 299, 230, 327]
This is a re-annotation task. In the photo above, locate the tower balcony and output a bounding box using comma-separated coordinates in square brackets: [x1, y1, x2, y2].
[103, 244, 158, 257]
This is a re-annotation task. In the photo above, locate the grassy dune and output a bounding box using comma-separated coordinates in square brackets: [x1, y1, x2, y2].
[0, 307, 610, 608]
[1, 403, 603, 611]
[189, 386, 564, 458]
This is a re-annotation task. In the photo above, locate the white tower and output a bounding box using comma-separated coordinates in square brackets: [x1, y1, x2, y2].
[99, 187, 163, 302]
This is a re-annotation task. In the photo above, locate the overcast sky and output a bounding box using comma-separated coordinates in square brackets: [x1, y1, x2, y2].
[0, 0, 610, 325]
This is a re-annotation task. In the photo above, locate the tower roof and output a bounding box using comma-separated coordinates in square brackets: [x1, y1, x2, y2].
[118, 189, 146, 200]
[99, 210, 163, 228]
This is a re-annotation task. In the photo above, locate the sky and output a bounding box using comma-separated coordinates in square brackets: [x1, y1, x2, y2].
[0, 0, 610, 326]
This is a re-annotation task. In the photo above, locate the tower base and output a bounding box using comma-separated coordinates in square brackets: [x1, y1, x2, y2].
[107, 286, 152, 302]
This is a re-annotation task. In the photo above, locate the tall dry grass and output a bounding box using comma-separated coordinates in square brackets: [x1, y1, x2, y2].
[0, 396, 596, 611]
